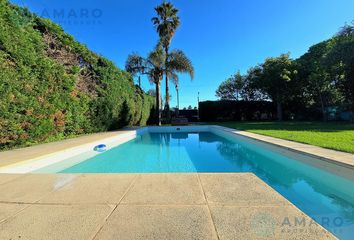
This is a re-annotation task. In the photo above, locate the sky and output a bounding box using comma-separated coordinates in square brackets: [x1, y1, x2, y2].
[10, 0, 354, 108]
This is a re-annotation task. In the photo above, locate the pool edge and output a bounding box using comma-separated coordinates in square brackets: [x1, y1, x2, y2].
[210, 125, 354, 170]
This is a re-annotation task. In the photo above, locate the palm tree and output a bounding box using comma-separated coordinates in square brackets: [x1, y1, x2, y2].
[125, 45, 194, 125]
[152, 1, 180, 118]
[166, 49, 194, 98]
[125, 46, 165, 125]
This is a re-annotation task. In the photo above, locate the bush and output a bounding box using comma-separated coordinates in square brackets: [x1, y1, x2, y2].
[0, 0, 154, 150]
[199, 100, 276, 122]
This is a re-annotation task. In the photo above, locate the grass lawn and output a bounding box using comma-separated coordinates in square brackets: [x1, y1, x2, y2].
[213, 121, 354, 154]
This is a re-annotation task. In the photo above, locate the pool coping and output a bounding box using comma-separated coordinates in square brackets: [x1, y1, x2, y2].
[210, 125, 354, 170]
[0, 130, 138, 170]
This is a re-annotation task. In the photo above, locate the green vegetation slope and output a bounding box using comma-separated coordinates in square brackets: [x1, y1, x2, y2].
[0, 0, 154, 150]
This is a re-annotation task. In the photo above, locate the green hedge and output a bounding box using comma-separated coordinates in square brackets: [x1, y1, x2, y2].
[0, 0, 155, 150]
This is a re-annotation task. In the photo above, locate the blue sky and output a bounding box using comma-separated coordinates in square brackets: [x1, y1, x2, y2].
[11, 0, 354, 108]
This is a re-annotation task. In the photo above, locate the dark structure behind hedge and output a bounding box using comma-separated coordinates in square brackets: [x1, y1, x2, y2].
[199, 100, 277, 121]
[178, 109, 199, 122]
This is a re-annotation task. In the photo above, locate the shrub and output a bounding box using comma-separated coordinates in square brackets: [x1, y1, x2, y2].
[0, 0, 154, 150]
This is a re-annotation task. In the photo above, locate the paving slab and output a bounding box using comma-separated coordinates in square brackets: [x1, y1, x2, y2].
[0, 204, 115, 240]
[209, 205, 336, 240]
[121, 174, 205, 205]
[94, 205, 218, 240]
[0, 203, 29, 223]
[0, 174, 78, 203]
[199, 173, 290, 206]
[0, 174, 23, 185]
[40, 174, 137, 204]
[0, 173, 337, 239]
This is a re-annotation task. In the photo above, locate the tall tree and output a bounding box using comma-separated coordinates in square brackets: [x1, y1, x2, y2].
[216, 77, 238, 100]
[152, 1, 180, 118]
[296, 34, 351, 120]
[216, 23, 354, 121]
[166, 49, 194, 90]
[242, 66, 268, 101]
[255, 54, 297, 120]
[125, 45, 193, 125]
[234, 71, 244, 100]
[126, 47, 165, 125]
[216, 71, 244, 100]
[336, 21, 354, 37]
[326, 24, 354, 110]
[296, 43, 333, 121]
[124, 53, 145, 88]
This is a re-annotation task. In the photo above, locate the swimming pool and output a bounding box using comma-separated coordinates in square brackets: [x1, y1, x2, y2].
[6, 126, 354, 239]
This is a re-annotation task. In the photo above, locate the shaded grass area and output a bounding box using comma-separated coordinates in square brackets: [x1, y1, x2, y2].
[213, 122, 354, 154]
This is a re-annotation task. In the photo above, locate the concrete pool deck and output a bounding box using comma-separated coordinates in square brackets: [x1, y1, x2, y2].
[0, 173, 335, 240]
[0, 126, 352, 239]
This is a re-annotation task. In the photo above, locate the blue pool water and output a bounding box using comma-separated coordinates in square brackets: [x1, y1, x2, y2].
[61, 132, 354, 239]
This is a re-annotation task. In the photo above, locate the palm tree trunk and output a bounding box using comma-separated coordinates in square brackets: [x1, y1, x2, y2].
[319, 91, 327, 122]
[156, 81, 161, 126]
[164, 46, 171, 120]
[275, 92, 283, 121]
[277, 101, 283, 121]
[165, 73, 169, 109]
